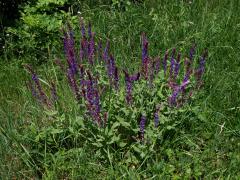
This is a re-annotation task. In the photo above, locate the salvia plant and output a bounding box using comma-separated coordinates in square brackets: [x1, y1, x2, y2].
[24, 17, 208, 168]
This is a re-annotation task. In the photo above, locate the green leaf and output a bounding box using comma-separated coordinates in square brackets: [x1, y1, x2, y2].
[92, 142, 103, 148]
[133, 145, 141, 153]
[116, 116, 131, 128]
[50, 128, 63, 134]
[44, 110, 58, 116]
[119, 142, 127, 147]
[108, 135, 120, 144]
[111, 122, 120, 130]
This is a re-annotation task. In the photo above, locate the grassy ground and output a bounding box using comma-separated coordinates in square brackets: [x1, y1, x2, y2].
[0, 0, 240, 179]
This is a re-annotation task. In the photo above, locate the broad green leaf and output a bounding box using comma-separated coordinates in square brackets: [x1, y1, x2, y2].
[119, 142, 127, 147]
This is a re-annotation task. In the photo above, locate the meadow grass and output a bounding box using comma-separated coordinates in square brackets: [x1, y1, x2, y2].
[0, 0, 240, 179]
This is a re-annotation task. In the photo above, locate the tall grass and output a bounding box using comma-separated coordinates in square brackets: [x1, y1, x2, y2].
[0, 0, 240, 178]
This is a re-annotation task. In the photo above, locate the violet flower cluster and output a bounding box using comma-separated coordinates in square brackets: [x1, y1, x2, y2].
[84, 71, 102, 125]
[139, 115, 147, 140]
[124, 70, 140, 104]
[26, 19, 208, 133]
[25, 65, 54, 107]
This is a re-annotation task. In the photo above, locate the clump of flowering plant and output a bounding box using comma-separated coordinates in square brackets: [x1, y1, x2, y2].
[24, 18, 208, 166]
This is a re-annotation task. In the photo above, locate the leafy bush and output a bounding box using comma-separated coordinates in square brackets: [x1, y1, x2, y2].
[5, 0, 76, 64]
[20, 18, 207, 177]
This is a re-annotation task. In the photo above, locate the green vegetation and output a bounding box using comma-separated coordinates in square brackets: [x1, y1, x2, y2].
[0, 0, 240, 179]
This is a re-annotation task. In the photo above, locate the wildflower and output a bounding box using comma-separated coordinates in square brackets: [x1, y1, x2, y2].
[26, 80, 39, 100]
[154, 106, 160, 128]
[114, 67, 119, 90]
[88, 22, 92, 38]
[149, 58, 156, 86]
[189, 44, 196, 62]
[103, 40, 110, 61]
[80, 17, 86, 38]
[124, 70, 140, 104]
[63, 27, 78, 74]
[195, 49, 208, 88]
[88, 32, 95, 65]
[124, 71, 133, 104]
[142, 56, 150, 80]
[184, 57, 191, 79]
[85, 71, 102, 125]
[169, 48, 176, 79]
[169, 79, 190, 106]
[130, 72, 140, 81]
[139, 115, 147, 140]
[78, 64, 85, 88]
[141, 33, 148, 64]
[169, 88, 180, 106]
[154, 56, 161, 74]
[107, 55, 116, 78]
[163, 50, 169, 76]
[67, 68, 80, 101]
[174, 52, 181, 79]
[97, 41, 102, 61]
[80, 38, 87, 61]
[24, 65, 50, 107]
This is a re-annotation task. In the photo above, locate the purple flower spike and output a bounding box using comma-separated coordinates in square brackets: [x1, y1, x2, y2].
[169, 88, 180, 106]
[80, 17, 86, 38]
[63, 27, 78, 75]
[98, 41, 102, 61]
[114, 67, 119, 90]
[107, 55, 116, 78]
[174, 52, 181, 79]
[88, 32, 95, 65]
[169, 79, 190, 107]
[149, 59, 156, 85]
[78, 64, 85, 87]
[130, 72, 140, 81]
[163, 50, 169, 76]
[123, 70, 133, 104]
[84, 71, 102, 125]
[24, 65, 51, 107]
[139, 115, 147, 140]
[88, 22, 92, 38]
[189, 44, 196, 62]
[184, 57, 191, 77]
[195, 49, 208, 88]
[67, 68, 80, 101]
[155, 56, 161, 74]
[80, 38, 87, 61]
[27, 80, 39, 100]
[141, 33, 148, 64]
[154, 107, 160, 128]
[123, 70, 140, 104]
[103, 40, 110, 61]
[142, 57, 149, 80]
[68, 23, 75, 48]
[169, 48, 176, 79]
